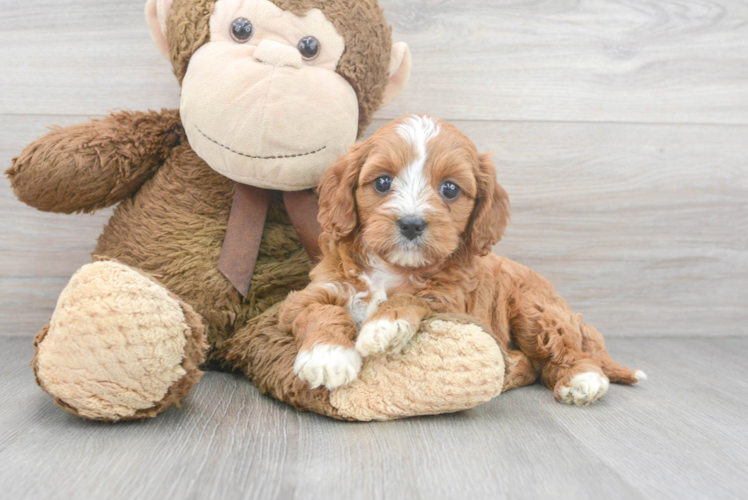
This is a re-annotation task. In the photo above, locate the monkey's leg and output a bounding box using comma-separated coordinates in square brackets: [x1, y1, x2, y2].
[224, 308, 505, 421]
[32, 258, 207, 421]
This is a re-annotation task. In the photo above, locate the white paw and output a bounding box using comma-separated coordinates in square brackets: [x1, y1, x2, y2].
[294, 344, 362, 390]
[356, 318, 417, 357]
[557, 372, 610, 406]
[634, 370, 648, 382]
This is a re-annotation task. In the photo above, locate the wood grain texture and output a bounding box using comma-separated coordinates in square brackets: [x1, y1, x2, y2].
[379, 0, 748, 124]
[3, 114, 745, 337]
[0, 115, 111, 335]
[1, 336, 747, 499]
[0, 0, 747, 124]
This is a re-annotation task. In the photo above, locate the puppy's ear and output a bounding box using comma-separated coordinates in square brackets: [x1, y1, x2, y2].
[467, 152, 510, 256]
[318, 141, 371, 240]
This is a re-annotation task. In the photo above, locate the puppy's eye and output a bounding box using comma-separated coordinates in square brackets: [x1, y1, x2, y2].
[298, 36, 321, 60]
[230, 18, 254, 43]
[440, 181, 461, 200]
[374, 176, 393, 194]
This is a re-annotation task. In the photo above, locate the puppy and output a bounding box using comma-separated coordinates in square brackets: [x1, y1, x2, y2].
[279, 115, 645, 405]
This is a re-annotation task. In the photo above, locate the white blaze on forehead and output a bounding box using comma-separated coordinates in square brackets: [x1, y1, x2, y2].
[386, 115, 441, 217]
[397, 115, 440, 160]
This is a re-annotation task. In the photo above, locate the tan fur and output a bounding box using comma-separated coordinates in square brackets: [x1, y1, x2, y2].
[286, 115, 640, 401]
[31, 260, 207, 421]
[272, 0, 392, 137]
[93, 142, 315, 367]
[330, 317, 505, 421]
[167, 0, 391, 137]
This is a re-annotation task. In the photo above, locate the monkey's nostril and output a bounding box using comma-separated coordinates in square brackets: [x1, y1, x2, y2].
[398, 216, 427, 241]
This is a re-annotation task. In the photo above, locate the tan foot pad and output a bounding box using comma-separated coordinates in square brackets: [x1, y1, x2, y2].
[329, 318, 504, 421]
[33, 260, 205, 421]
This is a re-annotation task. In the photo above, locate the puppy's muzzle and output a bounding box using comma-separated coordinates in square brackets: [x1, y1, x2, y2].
[398, 216, 427, 241]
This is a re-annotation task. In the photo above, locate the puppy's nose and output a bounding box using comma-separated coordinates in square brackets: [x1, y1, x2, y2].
[398, 216, 427, 241]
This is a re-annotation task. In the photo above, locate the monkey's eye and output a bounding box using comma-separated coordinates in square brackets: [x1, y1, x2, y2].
[440, 181, 461, 200]
[298, 36, 321, 61]
[374, 176, 393, 194]
[230, 18, 254, 43]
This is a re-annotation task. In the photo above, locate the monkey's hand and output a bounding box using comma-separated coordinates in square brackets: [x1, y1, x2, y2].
[6, 109, 182, 214]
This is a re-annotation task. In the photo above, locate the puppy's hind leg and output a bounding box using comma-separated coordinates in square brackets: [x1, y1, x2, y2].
[502, 348, 538, 392]
[512, 298, 610, 406]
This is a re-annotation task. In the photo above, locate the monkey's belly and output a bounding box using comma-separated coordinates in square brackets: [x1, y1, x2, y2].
[93, 147, 313, 356]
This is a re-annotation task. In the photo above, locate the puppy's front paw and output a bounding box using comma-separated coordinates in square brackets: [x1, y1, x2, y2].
[556, 371, 610, 406]
[356, 318, 418, 357]
[294, 344, 362, 390]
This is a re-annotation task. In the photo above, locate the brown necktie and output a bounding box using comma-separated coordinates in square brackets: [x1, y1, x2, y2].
[218, 183, 322, 298]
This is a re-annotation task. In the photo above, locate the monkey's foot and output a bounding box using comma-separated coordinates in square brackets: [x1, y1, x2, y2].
[32, 260, 207, 421]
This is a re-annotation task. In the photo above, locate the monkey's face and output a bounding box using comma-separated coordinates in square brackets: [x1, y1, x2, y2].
[179, 0, 359, 190]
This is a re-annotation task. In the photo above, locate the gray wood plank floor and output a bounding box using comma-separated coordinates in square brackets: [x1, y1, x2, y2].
[1, 336, 746, 500]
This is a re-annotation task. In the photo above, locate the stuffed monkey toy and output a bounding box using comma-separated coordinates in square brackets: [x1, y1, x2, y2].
[7, 0, 506, 422]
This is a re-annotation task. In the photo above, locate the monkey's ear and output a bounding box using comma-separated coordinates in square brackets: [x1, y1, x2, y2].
[145, 0, 174, 59]
[381, 42, 412, 107]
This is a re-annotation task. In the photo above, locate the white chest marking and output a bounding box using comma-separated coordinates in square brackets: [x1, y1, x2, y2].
[347, 261, 406, 328]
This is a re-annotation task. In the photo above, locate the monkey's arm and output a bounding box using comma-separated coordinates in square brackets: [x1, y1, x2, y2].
[6, 109, 183, 214]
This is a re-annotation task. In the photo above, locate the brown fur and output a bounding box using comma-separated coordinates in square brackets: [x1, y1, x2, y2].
[167, 0, 392, 137]
[167, 0, 218, 85]
[91, 137, 313, 366]
[7, 109, 183, 214]
[224, 304, 344, 419]
[367, 295, 434, 326]
[318, 119, 510, 268]
[7, 0, 399, 420]
[284, 115, 640, 401]
[286, 303, 358, 351]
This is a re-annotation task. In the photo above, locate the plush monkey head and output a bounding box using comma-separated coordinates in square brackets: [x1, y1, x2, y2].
[146, 0, 411, 191]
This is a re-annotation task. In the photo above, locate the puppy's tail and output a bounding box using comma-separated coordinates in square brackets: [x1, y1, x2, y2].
[601, 355, 647, 385]
[581, 323, 647, 385]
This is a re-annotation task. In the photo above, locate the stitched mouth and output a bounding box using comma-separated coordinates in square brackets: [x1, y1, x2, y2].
[196, 126, 326, 160]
